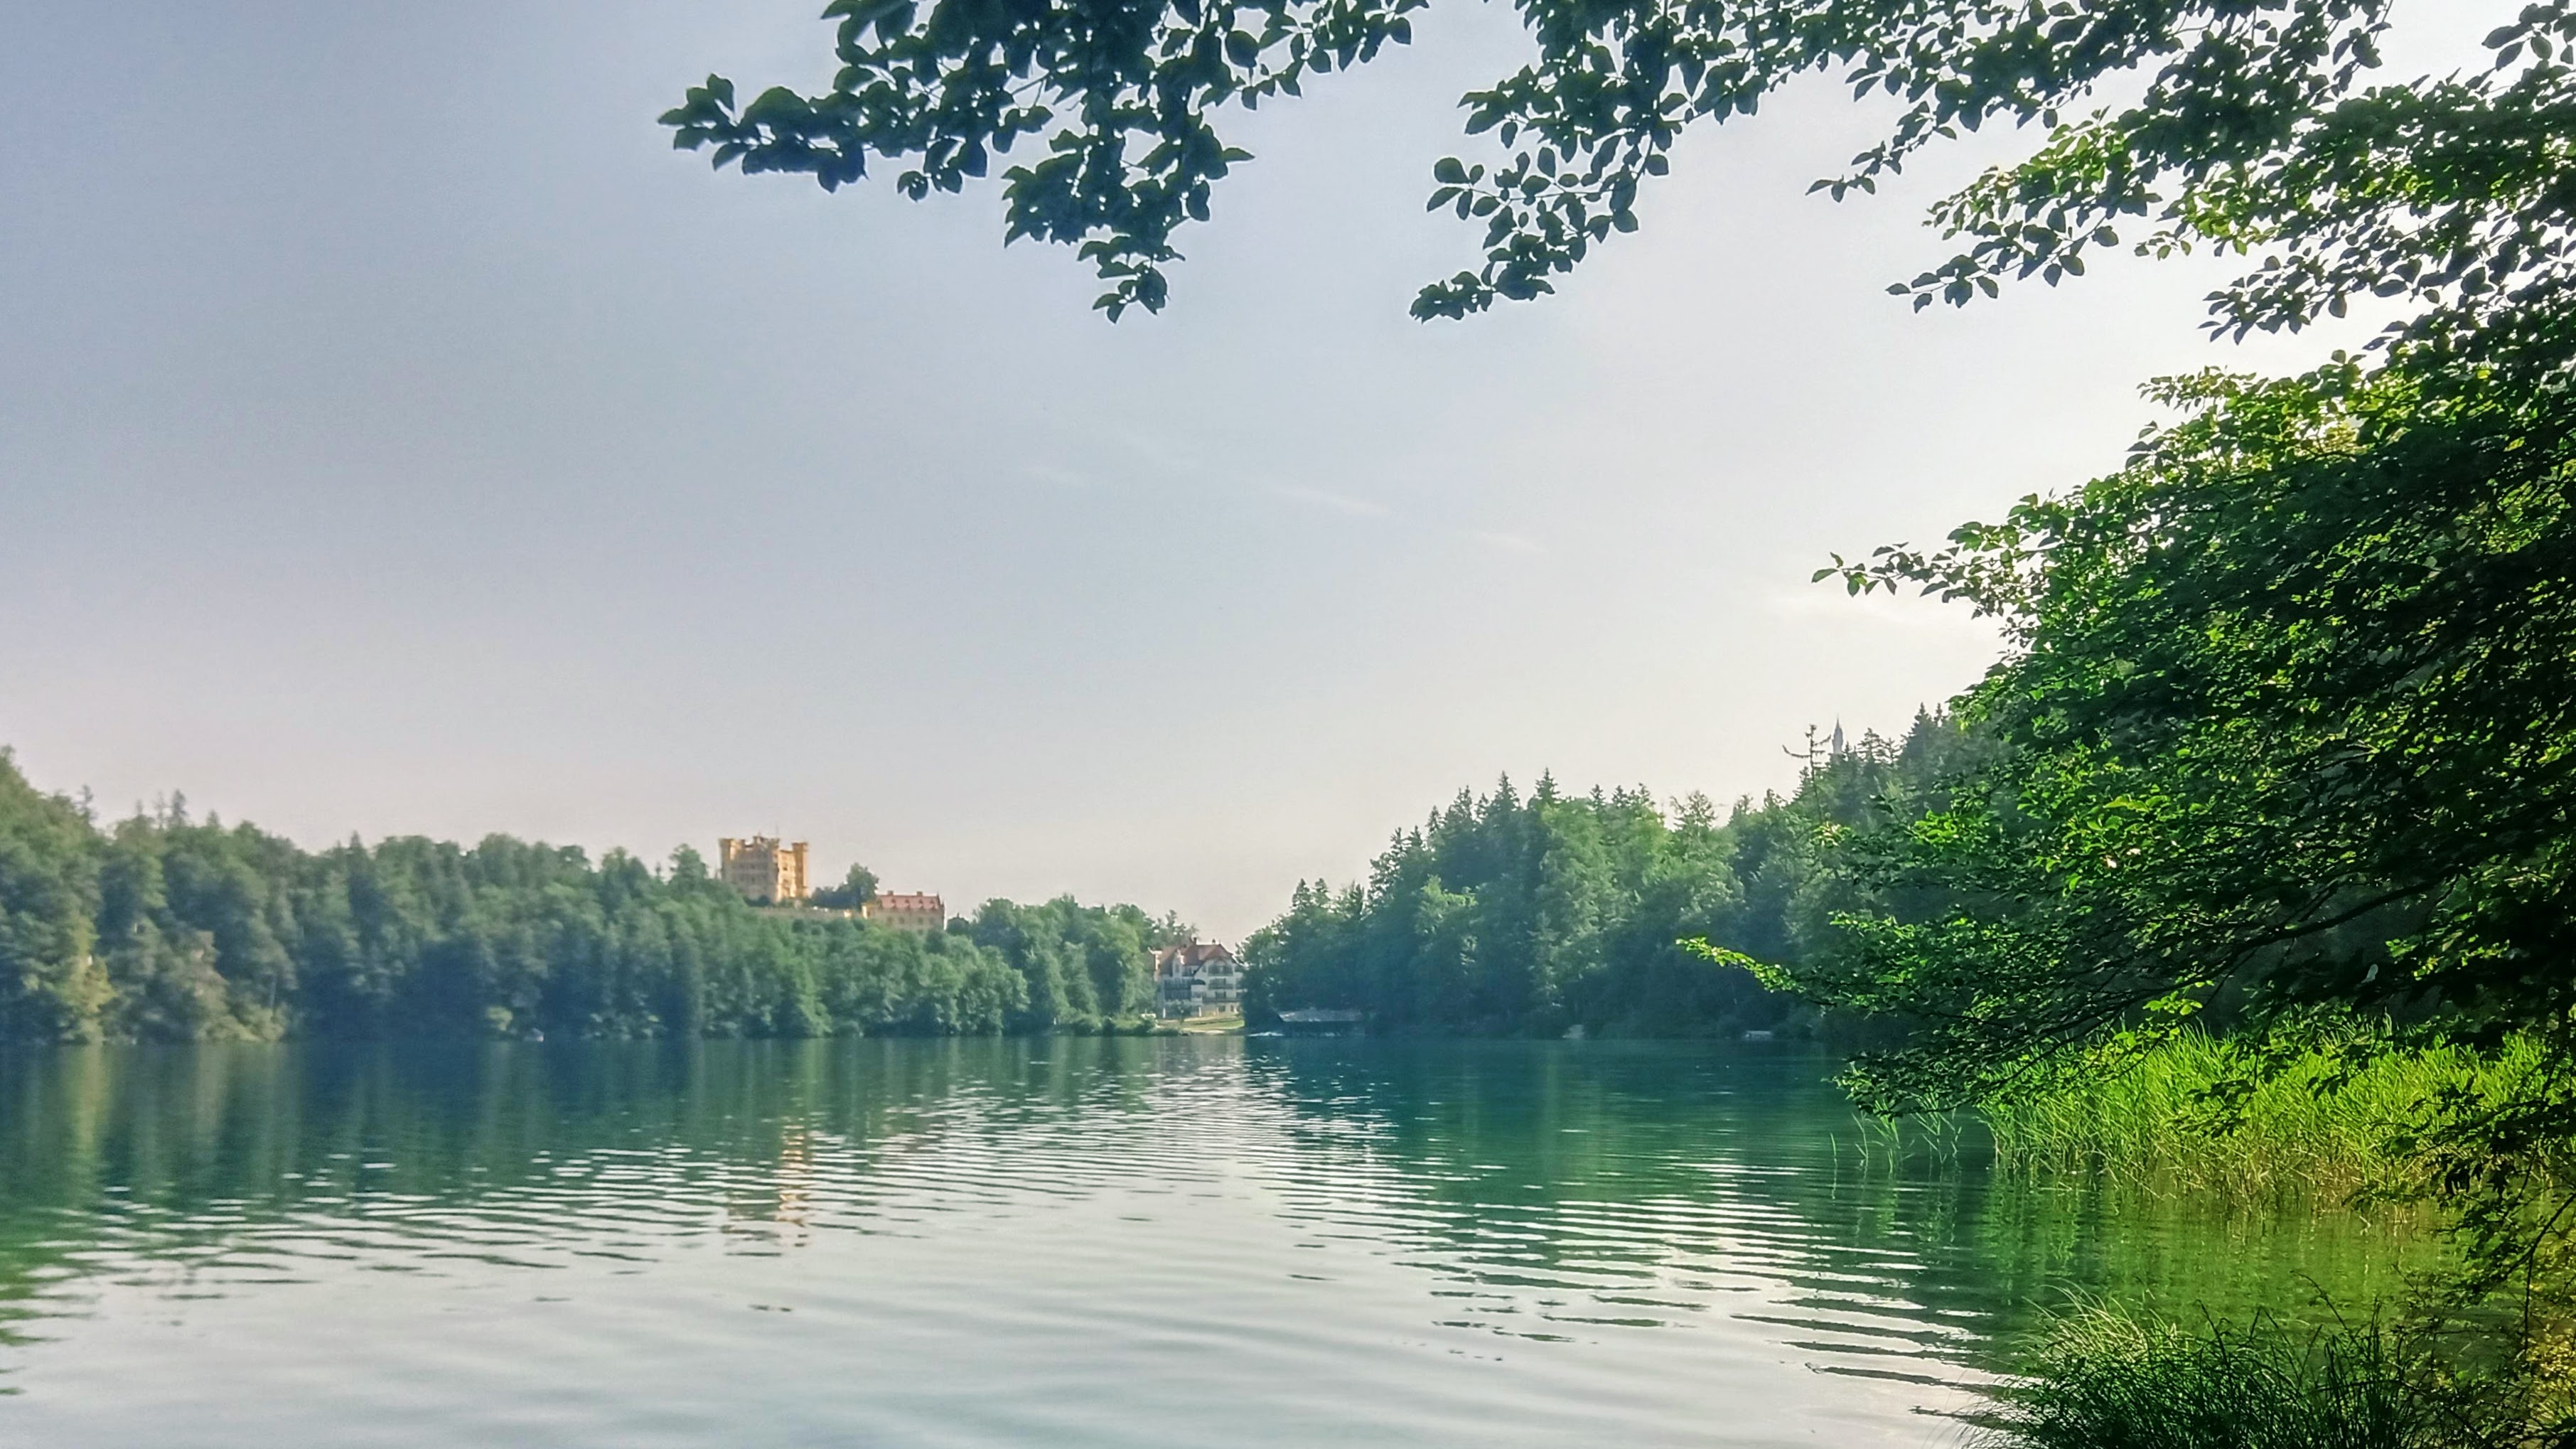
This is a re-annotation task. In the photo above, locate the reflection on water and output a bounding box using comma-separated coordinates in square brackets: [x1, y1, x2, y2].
[0, 1039, 2434, 1448]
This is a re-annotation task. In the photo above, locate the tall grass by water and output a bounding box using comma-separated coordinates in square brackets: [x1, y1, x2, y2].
[1980, 1029, 2543, 1201]
[1973, 1309, 2530, 1449]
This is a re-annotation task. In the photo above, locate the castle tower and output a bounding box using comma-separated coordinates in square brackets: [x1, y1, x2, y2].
[717, 835, 809, 904]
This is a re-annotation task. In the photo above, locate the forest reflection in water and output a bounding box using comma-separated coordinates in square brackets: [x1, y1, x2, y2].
[0, 1038, 2436, 1448]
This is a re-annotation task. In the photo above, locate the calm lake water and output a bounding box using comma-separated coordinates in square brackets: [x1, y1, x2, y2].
[0, 1038, 2427, 1448]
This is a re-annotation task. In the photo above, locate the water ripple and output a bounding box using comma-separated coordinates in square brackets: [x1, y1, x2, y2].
[0, 1038, 2432, 1448]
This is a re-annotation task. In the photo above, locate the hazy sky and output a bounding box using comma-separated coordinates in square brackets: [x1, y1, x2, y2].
[0, 1, 2475, 936]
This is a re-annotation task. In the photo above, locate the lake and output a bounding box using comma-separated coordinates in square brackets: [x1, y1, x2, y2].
[0, 1037, 2428, 1447]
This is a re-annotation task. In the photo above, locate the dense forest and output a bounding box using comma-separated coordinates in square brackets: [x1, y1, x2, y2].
[1242, 710, 1980, 1037]
[0, 751, 1169, 1043]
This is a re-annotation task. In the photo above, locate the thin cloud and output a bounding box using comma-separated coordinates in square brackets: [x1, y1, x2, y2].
[1273, 485, 1390, 518]
[1021, 463, 1091, 489]
[1470, 530, 1545, 555]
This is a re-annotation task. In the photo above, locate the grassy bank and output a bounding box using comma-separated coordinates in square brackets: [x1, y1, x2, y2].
[1955, 1031, 2576, 1445]
[1979, 1029, 2543, 1201]
[1974, 1308, 2538, 1449]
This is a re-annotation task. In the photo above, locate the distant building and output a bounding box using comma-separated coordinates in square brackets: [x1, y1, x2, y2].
[862, 892, 945, 934]
[718, 836, 809, 904]
[1152, 941, 1243, 1018]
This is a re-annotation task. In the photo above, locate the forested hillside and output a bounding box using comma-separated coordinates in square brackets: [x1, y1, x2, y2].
[1243, 711, 1979, 1036]
[0, 751, 1166, 1043]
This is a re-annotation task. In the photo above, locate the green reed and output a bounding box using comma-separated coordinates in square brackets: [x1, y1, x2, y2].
[1980, 1029, 2545, 1202]
[1973, 1307, 2528, 1449]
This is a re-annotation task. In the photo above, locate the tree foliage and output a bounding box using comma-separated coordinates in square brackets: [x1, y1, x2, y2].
[1747, 0, 2576, 1296]
[810, 862, 881, 909]
[661, 0, 2572, 327]
[1242, 713, 1981, 1034]
[0, 752, 1176, 1044]
[1787, 319, 2576, 1275]
[969, 894, 1161, 1030]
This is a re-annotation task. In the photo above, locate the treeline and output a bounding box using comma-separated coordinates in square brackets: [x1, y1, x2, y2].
[0, 752, 1169, 1043]
[1242, 710, 1980, 1037]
